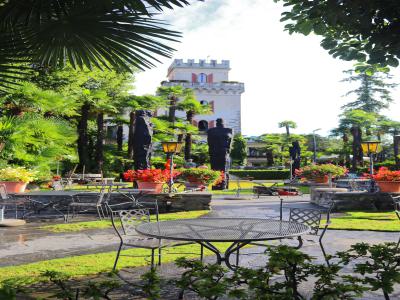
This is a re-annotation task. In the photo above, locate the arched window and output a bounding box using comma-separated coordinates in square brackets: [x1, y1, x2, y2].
[200, 100, 208, 105]
[198, 120, 209, 131]
[198, 73, 207, 83]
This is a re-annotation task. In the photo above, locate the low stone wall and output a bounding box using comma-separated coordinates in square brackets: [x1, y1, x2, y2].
[332, 192, 398, 212]
[109, 192, 212, 213]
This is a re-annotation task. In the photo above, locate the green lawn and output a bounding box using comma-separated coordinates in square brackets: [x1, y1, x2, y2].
[40, 210, 209, 233]
[330, 211, 400, 231]
[0, 243, 228, 287]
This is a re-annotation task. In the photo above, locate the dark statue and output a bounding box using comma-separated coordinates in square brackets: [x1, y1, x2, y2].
[133, 110, 153, 170]
[207, 118, 233, 190]
[289, 140, 301, 177]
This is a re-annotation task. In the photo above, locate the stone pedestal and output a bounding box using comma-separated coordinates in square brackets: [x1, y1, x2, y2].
[310, 187, 348, 206]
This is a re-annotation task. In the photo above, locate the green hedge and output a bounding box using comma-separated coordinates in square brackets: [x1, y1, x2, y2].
[230, 169, 290, 180]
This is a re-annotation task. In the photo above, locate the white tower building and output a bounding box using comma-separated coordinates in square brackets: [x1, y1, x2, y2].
[160, 59, 245, 133]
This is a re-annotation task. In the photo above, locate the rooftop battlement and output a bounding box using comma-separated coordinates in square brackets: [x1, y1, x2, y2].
[168, 59, 230, 72]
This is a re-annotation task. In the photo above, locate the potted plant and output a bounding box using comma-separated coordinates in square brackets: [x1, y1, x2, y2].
[178, 168, 222, 190]
[0, 166, 37, 193]
[295, 164, 348, 183]
[369, 167, 400, 193]
[123, 169, 180, 193]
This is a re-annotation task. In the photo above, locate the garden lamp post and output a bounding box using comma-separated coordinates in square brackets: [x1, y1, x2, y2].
[312, 128, 321, 163]
[162, 141, 183, 193]
[361, 141, 381, 192]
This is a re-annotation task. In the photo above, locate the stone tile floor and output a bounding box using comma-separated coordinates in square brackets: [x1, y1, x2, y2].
[1, 195, 400, 299]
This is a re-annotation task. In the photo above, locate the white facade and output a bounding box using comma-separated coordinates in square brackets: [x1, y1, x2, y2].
[160, 59, 245, 133]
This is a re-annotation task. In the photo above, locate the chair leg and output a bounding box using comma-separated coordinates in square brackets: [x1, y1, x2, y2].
[319, 241, 330, 267]
[158, 248, 162, 266]
[113, 242, 123, 271]
[151, 249, 155, 268]
[295, 236, 303, 249]
[236, 249, 239, 266]
[200, 245, 204, 262]
[96, 207, 103, 220]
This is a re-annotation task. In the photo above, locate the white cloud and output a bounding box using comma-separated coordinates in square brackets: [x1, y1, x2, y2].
[134, 0, 400, 136]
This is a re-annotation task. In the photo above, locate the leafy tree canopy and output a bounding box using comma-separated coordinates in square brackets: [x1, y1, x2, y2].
[276, 0, 400, 67]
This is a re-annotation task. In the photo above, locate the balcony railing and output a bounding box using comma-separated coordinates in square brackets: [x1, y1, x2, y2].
[161, 81, 244, 92]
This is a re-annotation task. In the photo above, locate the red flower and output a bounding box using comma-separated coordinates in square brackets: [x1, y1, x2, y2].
[367, 167, 400, 182]
[123, 169, 180, 183]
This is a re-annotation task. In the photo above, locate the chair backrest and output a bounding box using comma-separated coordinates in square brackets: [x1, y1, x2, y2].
[392, 195, 400, 220]
[0, 184, 8, 200]
[289, 208, 323, 235]
[107, 202, 151, 236]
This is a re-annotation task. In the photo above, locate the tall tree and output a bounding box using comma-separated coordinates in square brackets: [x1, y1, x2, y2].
[278, 120, 297, 136]
[157, 85, 193, 125]
[176, 95, 210, 160]
[341, 70, 397, 113]
[338, 110, 378, 171]
[378, 118, 400, 168]
[231, 134, 248, 166]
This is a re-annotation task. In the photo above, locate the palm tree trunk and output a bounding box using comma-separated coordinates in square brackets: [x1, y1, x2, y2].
[286, 125, 290, 136]
[168, 96, 177, 123]
[184, 110, 194, 160]
[127, 111, 135, 160]
[350, 126, 363, 171]
[77, 102, 90, 170]
[95, 112, 104, 173]
[394, 133, 400, 168]
[117, 125, 123, 152]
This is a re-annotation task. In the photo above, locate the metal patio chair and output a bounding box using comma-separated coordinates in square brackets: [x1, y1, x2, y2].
[391, 195, 400, 248]
[66, 185, 110, 222]
[246, 196, 334, 266]
[0, 184, 30, 218]
[106, 202, 203, 270]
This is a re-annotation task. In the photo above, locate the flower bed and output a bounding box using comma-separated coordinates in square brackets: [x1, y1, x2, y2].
[295, 164, 348, 182]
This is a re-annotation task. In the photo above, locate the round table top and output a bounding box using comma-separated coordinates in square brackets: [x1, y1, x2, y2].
[135, 218, 310, 242]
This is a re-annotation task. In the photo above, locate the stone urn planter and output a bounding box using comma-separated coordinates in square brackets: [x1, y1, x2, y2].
[313, 176, 329, 184]
[376, 181, 400, 193]
[184, 180, 205, 191]
[136, 181, 163, 193]
[0, 181, 27, 193]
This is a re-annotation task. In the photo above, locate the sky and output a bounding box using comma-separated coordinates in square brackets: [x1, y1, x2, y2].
[134, 0, 400, 137]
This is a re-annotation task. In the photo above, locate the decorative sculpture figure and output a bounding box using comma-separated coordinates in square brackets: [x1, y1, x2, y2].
[289, 140, 301, 177]
[207, 118, 233, 189]
[133, 110, 153, 170]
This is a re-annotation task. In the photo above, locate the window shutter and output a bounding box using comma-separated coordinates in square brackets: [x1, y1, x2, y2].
[207, 73, 213, 83]
[209, 120, 215, 128]
[210, 101, 214, 112]
[192, 73, 197, 83]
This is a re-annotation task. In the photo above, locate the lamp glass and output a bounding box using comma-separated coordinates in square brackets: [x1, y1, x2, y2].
[161, 141, 182, 154]
[361, 141, 381, 154]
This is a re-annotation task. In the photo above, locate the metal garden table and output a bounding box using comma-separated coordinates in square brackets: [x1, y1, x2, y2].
[136, 217, 310, 270]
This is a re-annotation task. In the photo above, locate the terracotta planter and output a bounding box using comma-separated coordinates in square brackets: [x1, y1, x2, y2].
[313, 176, 329, 184]
[376, 181, 400, 193]
[136, 181, 164, 193]
[0, 181, 27, 193]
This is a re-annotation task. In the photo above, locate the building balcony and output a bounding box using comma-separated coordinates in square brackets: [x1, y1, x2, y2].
[161, 81, 245, 93]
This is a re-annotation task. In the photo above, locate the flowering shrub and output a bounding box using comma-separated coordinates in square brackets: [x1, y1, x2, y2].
[178, 168, 222, 185]
[367, 167, 400, 182]
[295, 164, 348, 180]
[0, 166, 37, 183]
[123, 169, 180, 183]
[52, 175, 61, 181]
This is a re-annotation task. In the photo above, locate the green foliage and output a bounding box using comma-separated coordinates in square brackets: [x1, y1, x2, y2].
[230, 169, 290, 180]
[341, 69, 397, 113]
[337, 242, 400, 299]
[0, 0, 189, 92]
[178, 168, 221, 185]
[175, 258, 228, 300]
[0, 166, 37, 183]
[276, 0, 400, 67]
[231, 134, 247, 166]
[141, 268, 161, 300]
